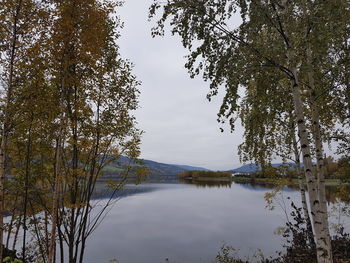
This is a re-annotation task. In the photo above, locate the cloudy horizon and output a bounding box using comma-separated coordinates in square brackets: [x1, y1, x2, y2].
[117, 0, 244, 170]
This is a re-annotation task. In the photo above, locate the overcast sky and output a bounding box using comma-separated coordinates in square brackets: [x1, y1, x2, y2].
[117, 0, 244, 170]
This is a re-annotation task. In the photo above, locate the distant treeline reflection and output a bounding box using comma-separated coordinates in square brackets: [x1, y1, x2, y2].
[178, 179, 350, 204]
[178, 170, 232, 179]
[179, 178, 232, 188]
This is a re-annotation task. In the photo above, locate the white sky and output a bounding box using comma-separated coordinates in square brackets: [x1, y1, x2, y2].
[117, 0, 244, 170]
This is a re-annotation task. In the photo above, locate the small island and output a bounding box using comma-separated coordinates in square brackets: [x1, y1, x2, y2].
[178, 170, 232, 182]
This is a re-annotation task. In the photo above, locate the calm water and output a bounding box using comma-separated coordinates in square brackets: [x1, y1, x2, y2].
[85, 181, 349, 263]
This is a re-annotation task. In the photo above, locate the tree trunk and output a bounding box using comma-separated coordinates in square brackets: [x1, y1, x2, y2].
[48, 145, 60, 263]
[22, 117, 33, 260]
[48, 121, 64, 263]
[0, 138, 7, 261]
[78, 97, 101, 263]
[292, 129, 313, 244]
[0, 1, 23, 260]
[289, 65, 333, 263]
[12, 214, 22, 251]
[307, 48, 333, 262]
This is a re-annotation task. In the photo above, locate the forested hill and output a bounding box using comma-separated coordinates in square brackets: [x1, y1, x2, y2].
[104, 158, 298, 178]
[229, 163, 296, 173]
[230, 164, 261, 173]
[102, 156, 210, 178]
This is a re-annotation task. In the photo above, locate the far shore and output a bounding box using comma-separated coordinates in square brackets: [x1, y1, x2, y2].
[184, 176, 350, 186]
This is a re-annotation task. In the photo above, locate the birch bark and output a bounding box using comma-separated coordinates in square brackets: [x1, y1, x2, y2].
[289, 64, 333, 263]
[307, 48, 333, 262]
[292, 130, 313, 243]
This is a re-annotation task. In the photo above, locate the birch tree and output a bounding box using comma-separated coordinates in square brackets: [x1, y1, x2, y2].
[0, 1, 25, 259]
[150, 1, 349, 262]
[238, 74, 313, 242]
[45, 1, 141, 262]
[0, 0, 51, 260]
[1, 0, 141, 262]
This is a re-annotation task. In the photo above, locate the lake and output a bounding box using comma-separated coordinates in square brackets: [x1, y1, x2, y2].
[85, 181, 350, 263]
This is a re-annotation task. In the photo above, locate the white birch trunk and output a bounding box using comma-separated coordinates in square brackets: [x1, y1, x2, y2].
[289, 65, 332, 263]
[296, 164, 315, 242]
[307, 48, 333, 262]
[292, 126, 313, 240]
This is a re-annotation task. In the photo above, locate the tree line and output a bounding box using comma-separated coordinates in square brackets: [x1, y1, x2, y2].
[178, 170, 232, 179]
[240, 156, 350, 180]
[0, 0, 140, 262]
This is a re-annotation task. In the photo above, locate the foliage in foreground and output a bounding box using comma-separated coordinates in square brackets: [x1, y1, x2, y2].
[0, 0, 141, 262]
[3, 257, 23, 263]
[214, 232, 350, 263]
[214, 204, 350, 263]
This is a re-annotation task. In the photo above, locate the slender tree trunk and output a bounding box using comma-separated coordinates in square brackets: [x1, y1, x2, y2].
[296, 164, 314, 243]
[44, 211, 49, 256]
[292, 129, 313, 244]
[0, 138, 5, 260]
[5, 193, 19, 249]
[57, 218, 64, 263]
[12, 214, 22, 251]
[30, 202, 48, 263]
[48, 131, 63, 263]
[78, 98, 101, 263]
[68, 83, 79, 263]
[307, 48, 333, 262]
[5, 215, 15, 249]
[289, 65, 333, 263]
[0, 1, 23, 260]
[22, 117, 33, 260]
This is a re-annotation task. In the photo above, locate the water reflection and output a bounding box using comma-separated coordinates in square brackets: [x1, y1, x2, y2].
[86, 180, 350, 263]
[178, 179, 350, 204]
[92, 182, 161, 200]
[325, 185, 350, 204]
[238, 182, 350, 204]
[179, 178, 233, 188]
[92, 180, 350, 205]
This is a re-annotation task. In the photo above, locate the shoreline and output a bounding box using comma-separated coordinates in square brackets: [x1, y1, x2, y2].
[184, 176, 350, 186]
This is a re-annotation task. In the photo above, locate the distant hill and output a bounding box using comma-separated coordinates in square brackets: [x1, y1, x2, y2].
[173, 164, 210, 171]
[230, 163, 296, 173]
[230, 163, 261, 173]
[102, 156, 210, 179]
